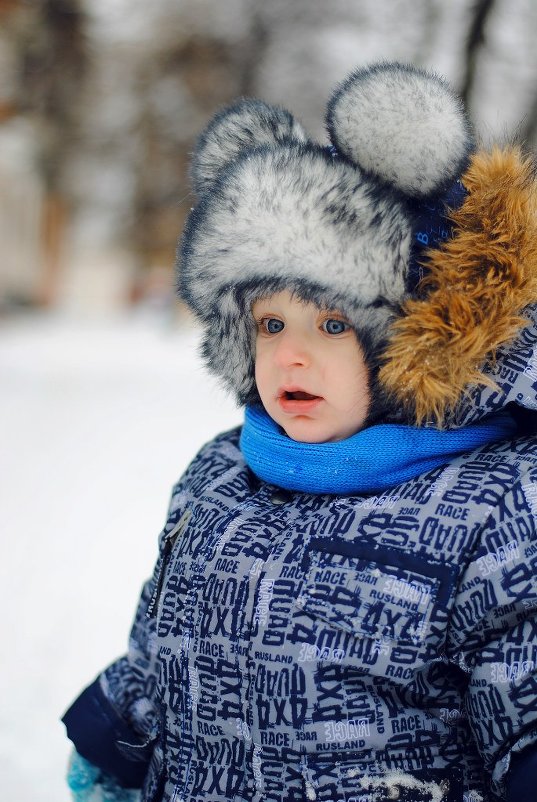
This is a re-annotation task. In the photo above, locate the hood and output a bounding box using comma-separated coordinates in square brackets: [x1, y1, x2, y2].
[379, 146, 537, 430]
[450, 302, 537, 430]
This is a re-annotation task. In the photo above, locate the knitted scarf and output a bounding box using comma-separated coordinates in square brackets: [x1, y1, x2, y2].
[239, 405, 518, 495]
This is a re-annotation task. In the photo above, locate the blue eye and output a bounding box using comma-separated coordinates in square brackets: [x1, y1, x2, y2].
[264, 318, 284, 334]
[323, 318, 349, 335]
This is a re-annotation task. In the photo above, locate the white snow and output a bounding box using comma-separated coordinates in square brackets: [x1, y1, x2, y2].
[0, 309, 240, 801]
[357, 769, 450, 801]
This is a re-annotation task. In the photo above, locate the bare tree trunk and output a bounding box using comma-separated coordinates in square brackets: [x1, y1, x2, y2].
[19, 0, 88, 307]
[37, 192, 66, 307]
[459, 0, 497, 110]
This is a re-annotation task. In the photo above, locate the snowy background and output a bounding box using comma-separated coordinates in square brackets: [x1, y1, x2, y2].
[0, 309, 240, 800]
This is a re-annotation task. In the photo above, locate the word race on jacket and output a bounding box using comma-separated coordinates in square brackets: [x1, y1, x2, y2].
[63, 63, 537, 802]
[63, 300, 537, 802]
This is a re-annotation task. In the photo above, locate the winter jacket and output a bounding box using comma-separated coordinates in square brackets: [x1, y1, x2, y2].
[63, 307, 537, 802]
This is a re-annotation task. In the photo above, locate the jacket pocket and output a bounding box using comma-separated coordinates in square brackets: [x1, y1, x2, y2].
[296, 538, 456, 647]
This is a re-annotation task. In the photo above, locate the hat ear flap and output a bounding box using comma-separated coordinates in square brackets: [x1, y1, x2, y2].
[326, 62, 474, 198]
[191, 99, 309, 197]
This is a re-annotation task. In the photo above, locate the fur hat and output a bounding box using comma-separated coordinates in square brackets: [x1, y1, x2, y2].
[177, 62, 537, 425]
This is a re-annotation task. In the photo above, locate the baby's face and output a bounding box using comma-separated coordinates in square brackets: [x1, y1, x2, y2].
[252, 290, 370, 443]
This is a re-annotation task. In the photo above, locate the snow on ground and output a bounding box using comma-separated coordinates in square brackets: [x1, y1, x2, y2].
[0, 309, 241, 801]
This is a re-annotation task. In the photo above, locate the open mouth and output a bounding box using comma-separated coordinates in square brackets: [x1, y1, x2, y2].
[278, 388, 323, 413]
[283, 390, 319, 401]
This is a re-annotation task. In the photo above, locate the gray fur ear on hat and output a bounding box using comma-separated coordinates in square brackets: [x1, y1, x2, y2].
[326, 62, 474, 198]
[190, 98, 308, 197]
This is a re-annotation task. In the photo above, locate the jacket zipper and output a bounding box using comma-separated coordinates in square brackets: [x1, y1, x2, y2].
[146, 509, 191, 619]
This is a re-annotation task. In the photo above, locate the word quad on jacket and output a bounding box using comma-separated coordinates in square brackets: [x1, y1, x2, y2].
[88, 414, 537, 802]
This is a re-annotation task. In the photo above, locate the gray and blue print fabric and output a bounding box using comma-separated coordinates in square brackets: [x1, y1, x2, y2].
[63, 308, 537, 802]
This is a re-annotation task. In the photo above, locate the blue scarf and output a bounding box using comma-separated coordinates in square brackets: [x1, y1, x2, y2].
[239, 405, 518, 495]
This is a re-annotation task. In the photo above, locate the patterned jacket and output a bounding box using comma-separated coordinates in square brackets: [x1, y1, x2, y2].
[63, 309, 537, 802]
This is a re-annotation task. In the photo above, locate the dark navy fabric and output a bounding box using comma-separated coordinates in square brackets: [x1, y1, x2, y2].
[506, 745, 537, 802]
[62, 679, 154, 788]
[62, 306, 537, 802]
[406, 179, 467, 295]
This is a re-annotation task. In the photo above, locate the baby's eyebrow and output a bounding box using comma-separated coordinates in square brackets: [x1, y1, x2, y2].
[320, 309, 349, 318]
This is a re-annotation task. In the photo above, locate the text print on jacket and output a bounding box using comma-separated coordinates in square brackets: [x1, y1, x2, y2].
[62, 306, 537, 802]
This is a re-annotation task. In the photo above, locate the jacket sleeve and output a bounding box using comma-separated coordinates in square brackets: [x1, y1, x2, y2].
[61, 481, 189, 789]
[447, 470, 537, 799]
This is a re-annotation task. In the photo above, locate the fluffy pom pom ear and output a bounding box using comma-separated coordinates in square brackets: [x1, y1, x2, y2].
[326, 62, 474, 198]
[191, 99, 308, 197]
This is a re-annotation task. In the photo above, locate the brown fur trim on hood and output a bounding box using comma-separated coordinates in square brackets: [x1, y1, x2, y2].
[379, 146, 537, 427]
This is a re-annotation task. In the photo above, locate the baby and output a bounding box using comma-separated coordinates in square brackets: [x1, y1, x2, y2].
[63, 62, 537, 802]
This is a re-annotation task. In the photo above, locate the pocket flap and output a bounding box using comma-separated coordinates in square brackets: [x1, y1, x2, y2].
[297, 539, 455, 646]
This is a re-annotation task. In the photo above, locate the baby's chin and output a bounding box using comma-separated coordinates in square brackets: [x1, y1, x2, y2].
[280, 419, 363, 444]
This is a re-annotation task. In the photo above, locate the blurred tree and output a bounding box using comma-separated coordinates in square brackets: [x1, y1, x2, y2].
[21, 0, 88, 306]
[459, 0, 497, 110]
[0, 0, 88, 307]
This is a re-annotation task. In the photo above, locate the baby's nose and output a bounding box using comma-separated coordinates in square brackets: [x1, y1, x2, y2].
[274, 331, 311, 368]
